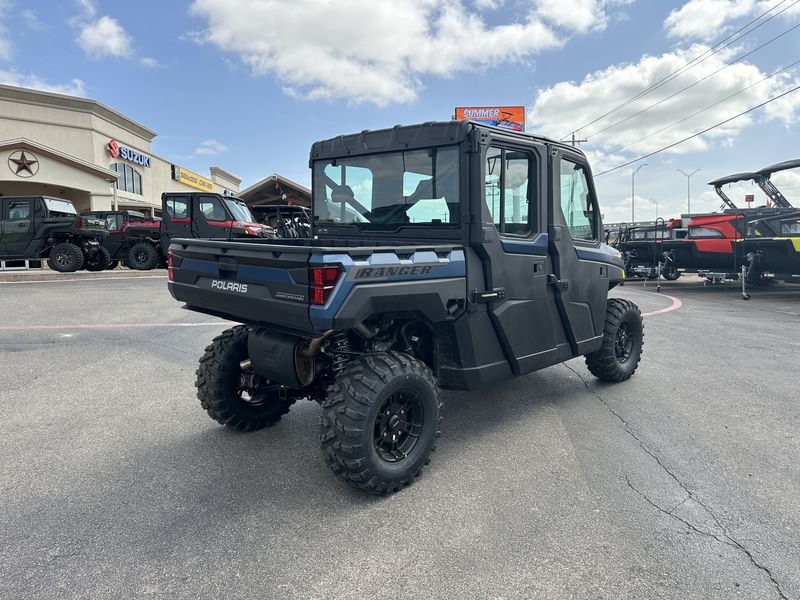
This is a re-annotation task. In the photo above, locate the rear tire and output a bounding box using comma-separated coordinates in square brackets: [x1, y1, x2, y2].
[128, 242, 159, 270]
[195, 326, 297, 432]
[48, 242, 84, 272]
[320, 351, 442, 495]
[105, 260, 119, 270]
[585, 298, 644, 383]
[662, 269, 680, 281]
[84, 246, 111, 271]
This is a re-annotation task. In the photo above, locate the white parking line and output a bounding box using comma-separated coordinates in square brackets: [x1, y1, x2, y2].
[0, 275, 167, 284]
[0, 322, 224, 332]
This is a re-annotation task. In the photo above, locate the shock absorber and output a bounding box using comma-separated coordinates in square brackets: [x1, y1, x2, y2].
[328, 331, 351, 376]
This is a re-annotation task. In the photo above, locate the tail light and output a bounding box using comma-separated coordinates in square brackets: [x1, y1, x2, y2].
[167, 250, 174, 281]
[309, 265, 341, 305]
[75, 216, 82, 229]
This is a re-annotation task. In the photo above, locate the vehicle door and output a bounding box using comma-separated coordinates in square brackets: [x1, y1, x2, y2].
[476, 140, 560, 375]
[2, 198, 36, 257]
[192, 194, 231, 239]
[548, 147, 609, 355]
[103, 213, 125, 256]
[161, 194, 192, 249]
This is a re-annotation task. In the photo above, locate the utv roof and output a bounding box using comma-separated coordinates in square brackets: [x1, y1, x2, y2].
[309, 121, 577, 163]
[708, 172, 758, 186]
[755, 158, 800, 177]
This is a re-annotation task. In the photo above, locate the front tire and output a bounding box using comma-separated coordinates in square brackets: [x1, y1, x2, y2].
[585, 298, 644, 383]
[84, 246, 111, 271]
[321, 352, 442, 495]
[128, 242, 159, 270]
[48, 242, 84, 272]
[195, 326, 297, 431]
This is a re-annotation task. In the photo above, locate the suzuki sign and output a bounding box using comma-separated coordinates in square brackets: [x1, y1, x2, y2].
[107, 139, 151, 168]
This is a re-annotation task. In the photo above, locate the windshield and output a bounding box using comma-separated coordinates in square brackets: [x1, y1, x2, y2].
[312, 146, 460, 228]
[224, 199, 256, 223]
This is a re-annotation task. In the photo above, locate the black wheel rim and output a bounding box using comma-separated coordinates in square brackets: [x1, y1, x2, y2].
[134, 250, 147, 263]
[56, 250, 72, 267]
[374, 390, 423, 463]
[615, 322, 634, 363]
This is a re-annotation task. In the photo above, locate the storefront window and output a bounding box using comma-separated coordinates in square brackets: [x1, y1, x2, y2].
[110, 163, 143, 195]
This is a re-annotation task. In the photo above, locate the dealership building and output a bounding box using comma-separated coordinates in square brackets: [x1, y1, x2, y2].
[0, 84, 242, 215]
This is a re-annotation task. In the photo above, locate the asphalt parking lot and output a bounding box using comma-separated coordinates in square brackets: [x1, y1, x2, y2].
[1, 274, 798, 600]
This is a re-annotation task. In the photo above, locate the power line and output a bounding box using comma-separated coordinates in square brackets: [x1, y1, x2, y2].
[594, 82, 800, 177]
[586, 22, 800, 139]
[561, 0, 798, 140]
[598, 56, 800, 159]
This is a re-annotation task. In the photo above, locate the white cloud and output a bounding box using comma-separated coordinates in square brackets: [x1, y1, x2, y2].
[0, 69, 86, 96]
[0, 0, 12, 61]
[21, 9, 45, 31]
[139, 56, 160, 68]
[75, 0, 97, 20]
[536, 0, 633, 34]
[664, 0, 800, 41]
[76, 15, 133, 58]
[528, 44, 800, 161]
[665, 0, 754, 40]
[194, 139, 229, 156]
[473, 0, 503, 9]
[190, 0, 633, 106]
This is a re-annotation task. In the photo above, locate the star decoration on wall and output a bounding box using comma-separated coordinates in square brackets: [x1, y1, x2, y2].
[8, 150, 39, 177]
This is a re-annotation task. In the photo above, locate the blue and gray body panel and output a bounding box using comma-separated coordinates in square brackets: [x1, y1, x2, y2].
[309, 249, 467, 331]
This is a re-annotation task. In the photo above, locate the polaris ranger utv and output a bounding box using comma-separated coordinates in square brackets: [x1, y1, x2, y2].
[80, 209, 161, 270]
[168, 121, 643, 494]
[0, 196, 108, 272]
[84, 194, 274, 271]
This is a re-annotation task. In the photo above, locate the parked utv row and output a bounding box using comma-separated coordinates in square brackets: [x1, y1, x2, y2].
[81, 196, 314, 272]
[0, 196, 109, 272]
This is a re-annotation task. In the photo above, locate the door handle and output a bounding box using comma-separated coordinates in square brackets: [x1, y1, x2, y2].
[547, 274, 569, 289]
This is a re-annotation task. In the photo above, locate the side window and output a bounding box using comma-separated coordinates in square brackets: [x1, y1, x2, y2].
[105, 216, 121, 231]
[198, 196, 226, 221]
[166, 197, 189, 219]
[320, 163, 372, 223]
[484, 147, 532, 235]
[560, 159, 597, 242]
[689, 226, 724, 238]
[7, 200, 31, 220]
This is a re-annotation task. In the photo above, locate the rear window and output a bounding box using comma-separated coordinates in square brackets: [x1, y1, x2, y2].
[43, 198, 76, 215]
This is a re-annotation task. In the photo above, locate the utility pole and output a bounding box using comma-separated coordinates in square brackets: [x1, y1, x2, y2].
[570, 132, 588, 147]
[677, 169, 700, 214]
[631, 164, 647, 223]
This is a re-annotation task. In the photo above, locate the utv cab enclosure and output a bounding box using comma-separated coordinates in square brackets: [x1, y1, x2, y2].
[84, 194, 274, 271]
[0, 196, 108, 272]
[169, 121, 643, 494]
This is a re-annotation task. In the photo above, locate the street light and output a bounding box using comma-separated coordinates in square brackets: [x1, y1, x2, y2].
[677, 169, 700, 214]
[631, 164, 647, 223]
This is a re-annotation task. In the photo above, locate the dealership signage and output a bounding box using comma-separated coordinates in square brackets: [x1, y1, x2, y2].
[172, 165, 214, 192]
[454, 106, 525, 132]
[107, 139, 151, 167]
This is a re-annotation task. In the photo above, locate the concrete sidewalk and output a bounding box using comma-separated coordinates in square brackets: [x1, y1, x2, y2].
[0, 267, 166, 282]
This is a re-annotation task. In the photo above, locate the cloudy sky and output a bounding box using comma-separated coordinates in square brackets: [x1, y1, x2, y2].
[2, 0, 799, 221]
